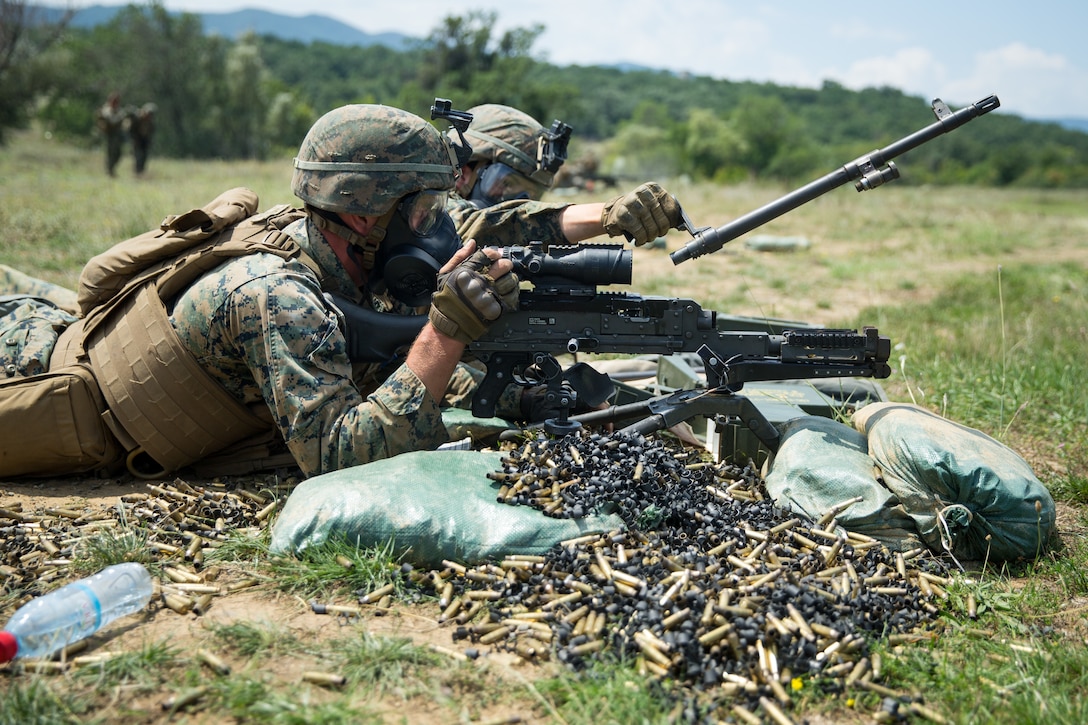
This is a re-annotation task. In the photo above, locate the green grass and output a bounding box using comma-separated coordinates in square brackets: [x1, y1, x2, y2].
[208, 676, 381, 724]
[72, 639, 181, 694]
[535, 659, 683, 723]
[207, 531, 405, 600]
[264, 537, 404, 601]
[0, 679, 94, 725]
[333, 631, 442, 696]
[3, 127, 1088, 724]
[68, 513, 157, 578]
[210, 620, 303, 659]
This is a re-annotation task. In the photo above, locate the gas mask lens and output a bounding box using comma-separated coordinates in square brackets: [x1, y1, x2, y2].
[470, 163, 544, 207]
[396, 190, 448, 237]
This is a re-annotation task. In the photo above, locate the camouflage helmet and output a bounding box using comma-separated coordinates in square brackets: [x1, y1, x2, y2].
[293, 104, 458, 216]
[459, 104, 563, 189]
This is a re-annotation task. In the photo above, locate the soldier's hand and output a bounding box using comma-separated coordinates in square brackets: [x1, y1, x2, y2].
[601, 182, 682, 246]
[428, 248, 518, 345]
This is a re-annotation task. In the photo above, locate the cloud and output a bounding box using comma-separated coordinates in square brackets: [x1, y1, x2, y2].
[949, 43, 1088, 117]
[781, 41, 1088, 118]
[836, 48, 948, 95]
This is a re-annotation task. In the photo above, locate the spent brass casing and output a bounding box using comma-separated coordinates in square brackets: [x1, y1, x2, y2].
[162, 592, 194, 615]
[359, 583, 395, 604]
[758, 695, 796, 725]
[478, 625, 513, 645]
[192, 593, 214, 616]
[162, 687, 209, 711]
[196, 648, 230, 675]
[302, 671, 346, 687]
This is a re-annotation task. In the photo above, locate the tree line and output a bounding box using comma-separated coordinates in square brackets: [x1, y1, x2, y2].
[6, 2, 1088, 187]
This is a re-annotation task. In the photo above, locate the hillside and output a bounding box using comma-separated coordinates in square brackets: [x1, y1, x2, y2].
[48, 3, 414, 48]
[49, 3, 1088, 137]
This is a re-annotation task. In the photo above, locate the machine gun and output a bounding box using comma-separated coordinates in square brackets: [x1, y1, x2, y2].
[469, 242, 891, 445]
[345, 95, 1000, 446]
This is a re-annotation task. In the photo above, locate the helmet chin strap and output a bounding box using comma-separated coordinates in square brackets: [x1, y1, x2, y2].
[307, 205, 396, 271]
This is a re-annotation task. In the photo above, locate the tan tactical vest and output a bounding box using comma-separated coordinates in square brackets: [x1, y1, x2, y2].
[72, 188, 312, 477]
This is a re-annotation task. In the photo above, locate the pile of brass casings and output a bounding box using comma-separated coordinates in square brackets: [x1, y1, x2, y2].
[406, 431, 950, 720]
[0, 477, 282, 611]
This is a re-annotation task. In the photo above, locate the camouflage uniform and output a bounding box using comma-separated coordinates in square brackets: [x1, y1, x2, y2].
[0, 264, 80, 378]
[446, 104, 572, 247]
[448, 195, 570, 247]
[95, 93, 127, 177]
[0, 296, 76, 379]
[0, 264, 78, 313]
[169, 213, 520, 478]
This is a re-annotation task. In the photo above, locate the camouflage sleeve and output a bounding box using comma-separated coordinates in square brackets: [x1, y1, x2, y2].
[0, 264, 79, 314]
[448, 197, 571, 247]
[0, 297, 78, 377]
[173, 255, 449, 477]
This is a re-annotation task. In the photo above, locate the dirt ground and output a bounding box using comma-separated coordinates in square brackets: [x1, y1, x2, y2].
[0, 471, 568, 723]
[2, 471, 1082, 725]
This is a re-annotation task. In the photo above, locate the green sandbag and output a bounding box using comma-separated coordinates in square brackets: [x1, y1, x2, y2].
[854, 403, 1055, 562]
[764, 416, 923, 551]
[269, 450, 624, 567]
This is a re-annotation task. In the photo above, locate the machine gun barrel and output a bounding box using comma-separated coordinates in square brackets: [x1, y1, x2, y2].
[670, 94, 1001, 265]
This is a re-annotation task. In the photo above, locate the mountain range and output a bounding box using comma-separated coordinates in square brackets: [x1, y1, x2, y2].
[48, 4, 415, 49]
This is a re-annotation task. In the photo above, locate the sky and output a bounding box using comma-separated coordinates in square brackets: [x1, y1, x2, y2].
[68, 1, 1088, 121]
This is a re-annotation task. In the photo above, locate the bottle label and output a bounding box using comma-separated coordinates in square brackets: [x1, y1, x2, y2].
[72, 582, 103, 631]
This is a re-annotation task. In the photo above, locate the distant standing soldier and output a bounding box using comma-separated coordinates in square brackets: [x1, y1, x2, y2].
[95, 91, 127, 177]
[130, 103, 156, 176]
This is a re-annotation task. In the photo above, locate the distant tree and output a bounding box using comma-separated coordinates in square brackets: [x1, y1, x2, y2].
[731, 95, 799, 175]
[604, 124, 679, 180]
[0, 0, 73, 142]
[220, 32, 271, 159]
[35, 3, 244, 159]
[683, 108, 747, 182]
[102, 3, 216, 158]
[266, 90, 315, 153]
[411, 10, 561, 121]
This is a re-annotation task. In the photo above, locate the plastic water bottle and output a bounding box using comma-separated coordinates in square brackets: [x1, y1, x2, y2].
[0, 562, 153, 663]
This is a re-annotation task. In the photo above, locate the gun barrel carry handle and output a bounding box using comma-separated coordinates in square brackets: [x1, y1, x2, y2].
[621, 196, 706, 244]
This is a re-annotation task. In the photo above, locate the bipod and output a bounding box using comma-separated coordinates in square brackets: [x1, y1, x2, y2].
[564, 387, 781, 451]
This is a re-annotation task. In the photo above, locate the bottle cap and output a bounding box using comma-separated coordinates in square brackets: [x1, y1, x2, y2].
[0, 631, 17, 663]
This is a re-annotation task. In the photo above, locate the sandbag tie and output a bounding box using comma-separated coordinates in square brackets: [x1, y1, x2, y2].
[936, 503, 973, 571]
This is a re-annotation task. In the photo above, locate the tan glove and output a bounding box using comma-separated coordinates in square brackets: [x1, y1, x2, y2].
[428, 250, 519, 344]
[601, 182, 682, 246]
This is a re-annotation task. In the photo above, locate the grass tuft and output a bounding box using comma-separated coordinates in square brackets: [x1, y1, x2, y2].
[0, 679, 92, 725]
[333, 631, 442, 697]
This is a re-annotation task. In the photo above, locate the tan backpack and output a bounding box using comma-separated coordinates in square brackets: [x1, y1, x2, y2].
[0, 188, 307, 479]
[0, 302, 120, 477]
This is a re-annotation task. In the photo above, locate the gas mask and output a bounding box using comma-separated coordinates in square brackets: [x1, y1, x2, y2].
[467, 162, 547, 208]
[370, 190, 462, 307]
